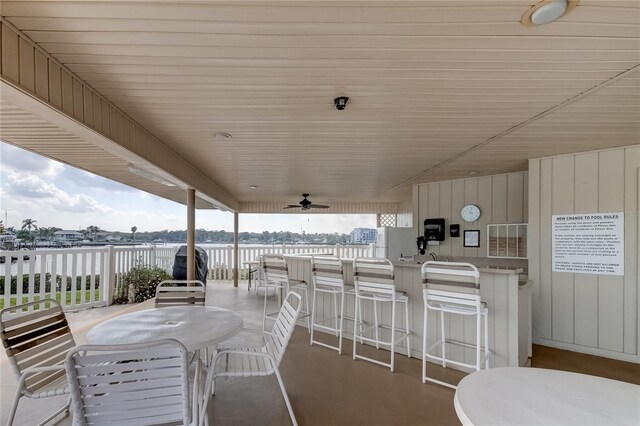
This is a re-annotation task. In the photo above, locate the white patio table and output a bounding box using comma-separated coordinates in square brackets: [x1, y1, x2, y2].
[454, 367, 640, 426]
[87, 306, 243, 426]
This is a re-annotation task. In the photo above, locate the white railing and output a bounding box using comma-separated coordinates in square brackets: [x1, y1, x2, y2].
[0, 243, 375, 314]
[205, 244, 376, 280]
[1, 247, 109, 315]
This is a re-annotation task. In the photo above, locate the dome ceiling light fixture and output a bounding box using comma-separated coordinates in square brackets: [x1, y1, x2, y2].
[521, 0, 579, 26]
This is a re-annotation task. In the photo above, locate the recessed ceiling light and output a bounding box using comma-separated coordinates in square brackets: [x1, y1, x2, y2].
[468, 171, 479, 175]
[521, 0, 578, 26]
[249, 185, 258, 189]
[213, 132, 232, 141]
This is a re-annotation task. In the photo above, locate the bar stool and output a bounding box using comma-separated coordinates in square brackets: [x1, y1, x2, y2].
[352, 258, 411, 372]
[421, 261, 491, 389]
[262, 254, 311, 333]
[309, 255, 355, 354]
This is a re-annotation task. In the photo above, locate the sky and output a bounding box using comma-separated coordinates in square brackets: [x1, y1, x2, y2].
[0, 141, 375, 234]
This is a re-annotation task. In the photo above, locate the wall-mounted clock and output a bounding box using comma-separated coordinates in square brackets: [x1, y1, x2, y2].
[461, 204, 481, 222]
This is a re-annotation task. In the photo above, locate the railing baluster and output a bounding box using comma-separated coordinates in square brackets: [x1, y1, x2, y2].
[70, 251, 78, 308]
[27, 254, 35, 308]
[60, 252, 68, 309]
[80, 252, 87, 306]
[50, 252, 58, 307]
[15, 256, 23, 309]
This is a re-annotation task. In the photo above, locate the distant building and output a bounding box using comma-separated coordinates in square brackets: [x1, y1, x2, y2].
[53, 230, 83, 245]
[350, 228, 377, 244]
[0, 231, 17, 250]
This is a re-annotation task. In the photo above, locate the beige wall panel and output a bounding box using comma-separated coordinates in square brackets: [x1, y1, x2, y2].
[60, 69, 73, 115]
[100, 99, 110, 137]
[491, 174, 508, 223]
[92, 94, 101, 132]
[438, 180, 453, 257]
[528, 160, 543, 340]
[1, 24, 19, 83]
[464, 178, 479, 257]
[551, 155, 575, 344]
[414, 171, 528, 259]
[418, 183, 429, 237]
[47, 61, 62, 108]
[123, 118, 131, 150]
[82, 86, 93, 127]
[507, 172, 525, 223]
[573, 152, 599, 348]
[597, 149, 625, 353]
[34, 50, 48, 100]
[623, 146, 639, 354]
[72, 78, 83, 120]
[451, 179, 466, 257]
[412, 185, 420, 236]
[116, 111, 125, 145]
[478, 176, 493, 257]
[539, 158, 553, 340]
[529, 146, 639, 361]
[109, 105, 118, 142]
[18, 38, 34, 92]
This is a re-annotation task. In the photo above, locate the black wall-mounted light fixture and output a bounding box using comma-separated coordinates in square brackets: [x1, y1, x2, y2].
[334, 96, 349, 111]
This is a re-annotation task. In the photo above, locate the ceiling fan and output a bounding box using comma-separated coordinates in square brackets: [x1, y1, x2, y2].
[283, 194, 330, 210]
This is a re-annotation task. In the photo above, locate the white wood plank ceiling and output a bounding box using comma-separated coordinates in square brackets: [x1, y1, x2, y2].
[1, 0, 639, 207]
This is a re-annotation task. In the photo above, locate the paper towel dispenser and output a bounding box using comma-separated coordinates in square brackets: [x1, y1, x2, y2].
[424, 218, 445, 242]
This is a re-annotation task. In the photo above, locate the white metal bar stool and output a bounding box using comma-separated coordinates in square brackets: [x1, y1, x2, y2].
[309, 255, 355, 354]
[352, 258, 411, 372]
[421, 261, 491, 389]
[262, 254, 310, 333]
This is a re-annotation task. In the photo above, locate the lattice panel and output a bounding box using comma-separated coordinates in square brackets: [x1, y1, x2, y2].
[378, 214, 396, 227]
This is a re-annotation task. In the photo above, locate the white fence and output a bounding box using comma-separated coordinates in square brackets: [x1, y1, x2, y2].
[0, 244, 374, 314]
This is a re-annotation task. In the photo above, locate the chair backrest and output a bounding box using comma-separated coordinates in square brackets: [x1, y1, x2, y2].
[65, 339, 190, 426]
[421, 261, 481, 307]
[264, 292, 302, 366]
[155, 280, 206, 307]
[353, 257, 396, 296]
[311, 255, 345, 289]
[262, 254, 290, 287]
[0, 299, 76, 394]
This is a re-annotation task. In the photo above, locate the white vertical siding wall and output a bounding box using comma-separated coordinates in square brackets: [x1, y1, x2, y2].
[528, 145, 640, 362]
[414, 171, 529, 258]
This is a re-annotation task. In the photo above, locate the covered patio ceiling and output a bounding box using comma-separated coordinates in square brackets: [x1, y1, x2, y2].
[0, 1, 638, 213]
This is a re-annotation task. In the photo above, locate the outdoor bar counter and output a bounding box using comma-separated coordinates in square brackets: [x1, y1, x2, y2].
[284, 255, 532, 369]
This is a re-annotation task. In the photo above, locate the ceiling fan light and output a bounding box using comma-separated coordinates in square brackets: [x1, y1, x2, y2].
[522, 0, 577, 27]
[532, 0, 567, 24]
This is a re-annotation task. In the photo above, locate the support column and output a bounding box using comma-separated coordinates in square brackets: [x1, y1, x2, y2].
[233, 212, 239, 288]
[187, 188, 196, 281]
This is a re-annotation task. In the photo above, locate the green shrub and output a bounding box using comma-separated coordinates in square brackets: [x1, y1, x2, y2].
[0, 274, 100, 294]
[114, 266, 172, 305]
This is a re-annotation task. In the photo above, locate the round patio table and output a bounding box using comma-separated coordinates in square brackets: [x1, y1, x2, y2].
[88, 306, 243, 426]
[454, 367, 640, 426]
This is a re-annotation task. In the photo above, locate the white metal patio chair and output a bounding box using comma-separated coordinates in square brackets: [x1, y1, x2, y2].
[421, 261, 491, 389]
[0, 299, 75, 426]
[309, 255, 355, 354]
[65, 339, 191, 426]
[352, 258, 411, 372]
[206, 292, 302, 426]
[262, 254, 310, 333]
[155, 280, 206, 307]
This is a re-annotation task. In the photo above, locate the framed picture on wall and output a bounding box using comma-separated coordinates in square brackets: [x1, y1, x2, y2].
[464, 230, 480, 248]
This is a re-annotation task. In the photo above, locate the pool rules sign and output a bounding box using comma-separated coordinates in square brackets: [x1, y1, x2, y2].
[552, 213, 624, 275]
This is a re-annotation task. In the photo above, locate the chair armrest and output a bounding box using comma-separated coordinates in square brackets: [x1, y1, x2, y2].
[16, 364, 66, 389]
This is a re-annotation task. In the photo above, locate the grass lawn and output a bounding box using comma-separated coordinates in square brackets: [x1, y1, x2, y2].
[0, 289, 102, 310]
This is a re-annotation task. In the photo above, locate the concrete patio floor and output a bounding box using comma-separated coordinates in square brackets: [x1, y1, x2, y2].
[2, 280, 639, 426]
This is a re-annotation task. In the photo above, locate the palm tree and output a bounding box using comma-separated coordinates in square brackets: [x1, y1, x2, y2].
[0, 220, 4, 234]
[131, 226, 138, 242]
[85, 225, 100, 241]
[21, 218, 38, 232]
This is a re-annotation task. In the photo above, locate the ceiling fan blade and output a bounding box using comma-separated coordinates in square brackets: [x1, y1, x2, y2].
[308, 204, 330, 209]
[283, 205, 301, 209]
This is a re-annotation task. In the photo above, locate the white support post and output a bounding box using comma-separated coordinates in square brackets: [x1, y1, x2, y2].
[233, 212, 239, 288]
[149, 245, 157, 268]
[335, 243, 341, 258]
[105, 245, 116, 305]
[369, 243, 376, 258]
